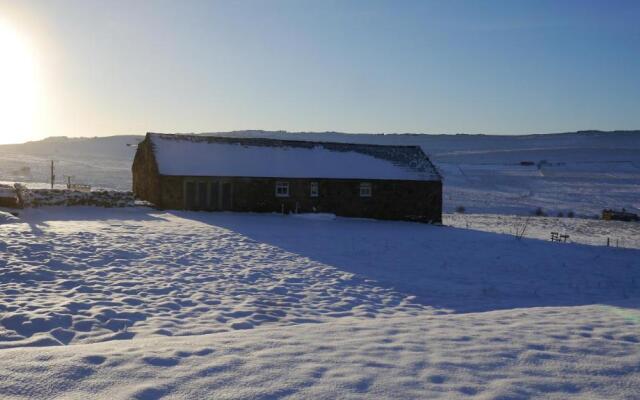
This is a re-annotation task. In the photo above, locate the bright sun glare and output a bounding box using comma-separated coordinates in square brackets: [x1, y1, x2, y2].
[0, 20, 39, 144]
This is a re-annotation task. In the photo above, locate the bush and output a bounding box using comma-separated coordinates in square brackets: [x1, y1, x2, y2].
[533, 207, 546, 217]
[557, 212, 564, 218]
[567, 211, 575, 218]
[455, 205, 466, 214]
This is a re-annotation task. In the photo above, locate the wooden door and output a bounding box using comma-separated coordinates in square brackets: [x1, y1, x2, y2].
[197, 182, 208, 209]
[185, 181, 196, 209]
[221, 182, 232, 210]
[209, 181, 220, 210]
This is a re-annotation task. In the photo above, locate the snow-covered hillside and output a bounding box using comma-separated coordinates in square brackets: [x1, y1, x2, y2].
[0, 135, 140, 191]
[0, 130, 639, 215]
[0, 207, 639, 398]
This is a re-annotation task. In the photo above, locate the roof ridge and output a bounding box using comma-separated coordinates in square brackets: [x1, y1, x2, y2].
[147, 132, 423, 150]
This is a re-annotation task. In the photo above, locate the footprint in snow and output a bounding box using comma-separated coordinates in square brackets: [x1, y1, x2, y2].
[132, 386, 169, 400]
[82, 355, 107, 365]
[428, 375, 447, 384]
[142, 356, 180, 367]
[230, 321, 254, 330]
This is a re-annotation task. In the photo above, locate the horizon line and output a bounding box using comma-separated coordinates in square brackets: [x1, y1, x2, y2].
[2, 128, 639, 146]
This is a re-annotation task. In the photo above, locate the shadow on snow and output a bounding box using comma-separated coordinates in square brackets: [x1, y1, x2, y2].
[176, 211, 640, 314]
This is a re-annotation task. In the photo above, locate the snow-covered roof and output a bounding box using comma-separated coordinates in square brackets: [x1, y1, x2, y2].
[148, 133, 440, 181]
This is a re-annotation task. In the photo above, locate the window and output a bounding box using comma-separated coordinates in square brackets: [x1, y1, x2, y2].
[359, 182, 372, 197]
[275, 181, 290, 197]
[310, 182, 319, 197]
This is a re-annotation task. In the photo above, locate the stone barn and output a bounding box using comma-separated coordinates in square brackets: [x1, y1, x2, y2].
[132, 133, 442, 223]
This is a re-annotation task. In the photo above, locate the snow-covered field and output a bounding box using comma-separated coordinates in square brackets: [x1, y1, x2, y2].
[3, 305, 640, 399]
[445, 213, 640, 250]
[439, 158, 640, 216]
[1, 207, 640, 398]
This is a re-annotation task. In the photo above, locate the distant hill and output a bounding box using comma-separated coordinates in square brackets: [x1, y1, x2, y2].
[0, 135, 143, 161]
[198, 129, 640, 154]
[2, 130, 639, 160]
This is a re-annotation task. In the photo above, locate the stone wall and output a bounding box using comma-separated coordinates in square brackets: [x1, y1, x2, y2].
[132, 135, 162, 204]
[159, 175, 184, 209]
[15, 185, 136, 208]
[159, 176, 442, 223]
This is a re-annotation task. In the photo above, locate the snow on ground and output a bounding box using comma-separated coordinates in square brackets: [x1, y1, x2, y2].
[1, 207, 640, 398]
[0, 211, 19, 224]
[439, 159, 640, 216]
[2, 304, 640, 400]
[445, 213, 640, 250]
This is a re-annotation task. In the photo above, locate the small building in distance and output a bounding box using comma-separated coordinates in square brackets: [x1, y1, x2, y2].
[132, 133, 442, 223]
[0, 185, 20, 208]
[602, 209, 639, 222]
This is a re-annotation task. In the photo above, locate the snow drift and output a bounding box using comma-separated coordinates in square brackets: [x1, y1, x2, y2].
[0, 207, 639, 398]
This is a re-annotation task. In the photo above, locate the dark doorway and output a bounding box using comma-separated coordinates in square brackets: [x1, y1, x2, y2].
[209, 181, 220, 210]
[197, 182, 207, 209]
[222, 182, 233, 210]
[185, 181, 196, 209]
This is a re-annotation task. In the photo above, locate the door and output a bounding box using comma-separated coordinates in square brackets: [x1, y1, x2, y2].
[185, 181, 196, 209]
[221, 182, 232, 210]
[197, 182, 208, 209]
[209, 181, 220, 210]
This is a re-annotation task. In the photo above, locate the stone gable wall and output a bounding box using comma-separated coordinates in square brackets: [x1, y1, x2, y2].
[132, 136, 162, 205]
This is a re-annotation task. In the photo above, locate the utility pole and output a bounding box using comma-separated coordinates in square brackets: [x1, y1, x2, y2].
[50, 160, 55, 189]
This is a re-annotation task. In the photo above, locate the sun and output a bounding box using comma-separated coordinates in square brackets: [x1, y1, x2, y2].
[0, 20, 39, 144]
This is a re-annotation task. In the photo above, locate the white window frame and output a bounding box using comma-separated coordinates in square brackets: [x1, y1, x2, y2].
[310, 182, 319, 197]
[275, 181, 290, 197]
[359, 182, 372, 197]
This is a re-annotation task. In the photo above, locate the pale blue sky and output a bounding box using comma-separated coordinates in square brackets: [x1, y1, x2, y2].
[1, 0, 639, 143]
